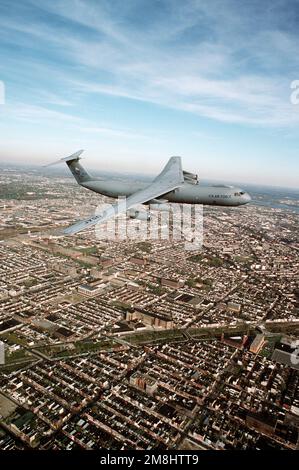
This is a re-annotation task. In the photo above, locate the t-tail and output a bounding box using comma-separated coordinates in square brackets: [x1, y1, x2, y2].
[45, 150, 92, 184]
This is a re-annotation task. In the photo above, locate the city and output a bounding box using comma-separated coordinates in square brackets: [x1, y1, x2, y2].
[0, 167, 298, 450]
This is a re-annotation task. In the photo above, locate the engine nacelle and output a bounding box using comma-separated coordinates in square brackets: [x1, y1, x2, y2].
[127, 209, 151, 221]
[150, 203, 171, 212]
[183, 170, 198, 184]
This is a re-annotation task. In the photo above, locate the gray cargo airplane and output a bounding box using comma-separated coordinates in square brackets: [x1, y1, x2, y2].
[48, 150, 251, 235]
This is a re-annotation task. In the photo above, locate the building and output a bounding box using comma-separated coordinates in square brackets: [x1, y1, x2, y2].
[272, 337, 299, 370]
[145, 376, 158, 396]
[0, 341, 5, 365]
[100, 258, 114, 268]
[227, 302, 241, 314]
[130, 257, 147, 266]
[249, 334, 265, 354]
[52, 261, 78, 276]
[78, 283, 105, 297]
[130, 372, 158, 395]
[160, 277, 185, 289]
[130, 372, 146, 391]
[126, 309, 174, 329]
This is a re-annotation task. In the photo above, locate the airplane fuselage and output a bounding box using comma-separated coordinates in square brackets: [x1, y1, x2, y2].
[81, 178, 251, 206]
[47, 152, 252, 235]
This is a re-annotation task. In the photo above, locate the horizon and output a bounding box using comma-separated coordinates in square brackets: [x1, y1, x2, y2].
[1, 157, 299, 192]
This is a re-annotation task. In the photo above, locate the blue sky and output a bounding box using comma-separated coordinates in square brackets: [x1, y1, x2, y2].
[0, 0, 299, 188]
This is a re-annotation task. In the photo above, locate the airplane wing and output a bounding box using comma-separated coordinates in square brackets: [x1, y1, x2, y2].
[63, 156, 184, 235]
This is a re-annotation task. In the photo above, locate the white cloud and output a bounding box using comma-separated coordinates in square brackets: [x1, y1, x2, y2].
[1, 0, 299, 129]
[1, 103, 81, 124]
[0, 101, 150, 144]
[81, 126, 147, 140]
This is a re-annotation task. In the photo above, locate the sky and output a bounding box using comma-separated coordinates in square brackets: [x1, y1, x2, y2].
[0, 0, 299, 188]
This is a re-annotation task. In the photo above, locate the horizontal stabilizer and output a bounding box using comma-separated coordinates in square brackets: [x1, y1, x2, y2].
[44, 149, 84, 167]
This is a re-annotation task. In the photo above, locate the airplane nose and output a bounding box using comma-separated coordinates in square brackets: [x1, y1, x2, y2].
[243, 192, 251, 203]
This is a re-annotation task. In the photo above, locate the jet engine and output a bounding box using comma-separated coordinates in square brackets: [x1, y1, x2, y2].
[127, 209, 151, 221]
[149, 203, 171, 211]
[183, 170, 199, 184]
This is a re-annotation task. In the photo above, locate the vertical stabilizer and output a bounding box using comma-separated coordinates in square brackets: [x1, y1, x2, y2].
[45, 150, 92, 184]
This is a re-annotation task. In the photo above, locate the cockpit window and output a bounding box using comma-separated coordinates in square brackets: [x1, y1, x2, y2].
[234, 191, 245, 196]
